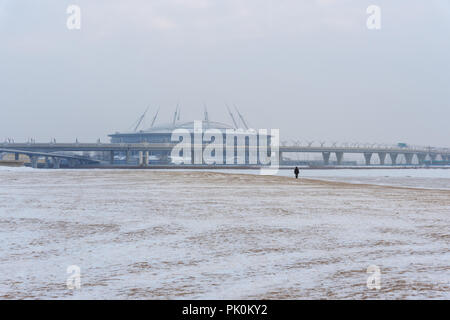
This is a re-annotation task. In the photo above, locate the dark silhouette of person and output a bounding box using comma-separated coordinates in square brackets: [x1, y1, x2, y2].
[294, 166, 299, 179]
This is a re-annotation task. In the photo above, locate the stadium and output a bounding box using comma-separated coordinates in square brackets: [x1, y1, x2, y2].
[108, 107, 272, 165]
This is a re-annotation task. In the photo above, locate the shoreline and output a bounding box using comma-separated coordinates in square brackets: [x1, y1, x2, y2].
[4, 166, 450, 192]
[27, 164, 450, 170]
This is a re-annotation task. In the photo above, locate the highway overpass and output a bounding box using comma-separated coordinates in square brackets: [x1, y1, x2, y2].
[1, 142, 449, 168]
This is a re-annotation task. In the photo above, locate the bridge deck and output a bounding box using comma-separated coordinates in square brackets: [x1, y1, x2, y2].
[1, 143, 449, 156]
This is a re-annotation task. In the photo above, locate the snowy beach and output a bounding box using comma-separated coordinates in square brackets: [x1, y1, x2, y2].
[0, 169, 449, 299]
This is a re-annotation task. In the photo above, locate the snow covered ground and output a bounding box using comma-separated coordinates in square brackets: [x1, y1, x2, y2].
[0, 168, 449, 299]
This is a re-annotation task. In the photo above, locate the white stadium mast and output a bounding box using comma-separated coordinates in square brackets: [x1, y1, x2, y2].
[204, 104, 210, 125]
[133, 106, 150, 132]
[150, 107, 160, 128]
[226, 104, 239, 129]
[172, 104, 180, 127]
[234, 105, 249, 130]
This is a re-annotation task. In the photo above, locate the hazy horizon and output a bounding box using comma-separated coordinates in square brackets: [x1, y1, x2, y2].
[1, 0, 449, 147]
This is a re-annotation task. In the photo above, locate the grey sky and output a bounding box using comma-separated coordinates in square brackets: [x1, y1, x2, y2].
[1, 0, 449, 146]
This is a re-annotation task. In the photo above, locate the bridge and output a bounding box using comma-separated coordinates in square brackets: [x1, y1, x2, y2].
[0, 147, 100, 168]
[279, 144, 450, 166]
[0, 142, 449, 168]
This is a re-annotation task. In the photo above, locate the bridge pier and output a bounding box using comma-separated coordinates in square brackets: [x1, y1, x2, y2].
[389, 153, 398, 165]
[363, 152, 372, 166]
[44, 156, 50, 168]
[429, 154, 437, 164]
[417, 153, 427, 165]
[52, 157, 61, 169]
[143, 151, 149, 166]
[335, 152, 343, 165]
[126, 150, 131, 164]
[377, 152, 386, 165]
[322, 152, 331, 165]
[404, 153, 414, 165]
[30, 155, 38, 168]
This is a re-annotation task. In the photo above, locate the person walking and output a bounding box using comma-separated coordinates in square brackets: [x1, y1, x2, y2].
[294, 166, 299, 179]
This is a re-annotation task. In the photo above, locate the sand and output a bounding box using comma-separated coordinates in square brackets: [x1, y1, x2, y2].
[0, 169, 449, 299]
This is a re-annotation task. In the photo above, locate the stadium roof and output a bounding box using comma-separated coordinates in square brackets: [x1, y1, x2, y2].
[111, 120, 236, 135]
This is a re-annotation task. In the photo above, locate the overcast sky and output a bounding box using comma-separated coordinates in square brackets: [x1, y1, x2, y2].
[1, 0, 449, 146]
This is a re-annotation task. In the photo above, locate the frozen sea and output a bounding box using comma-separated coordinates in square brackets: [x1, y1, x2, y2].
[0, 167, 449, 299]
